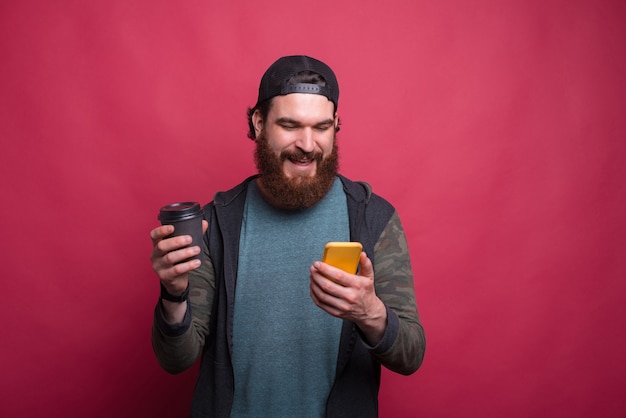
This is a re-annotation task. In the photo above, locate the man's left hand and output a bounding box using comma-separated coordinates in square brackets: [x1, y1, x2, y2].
[310, 252, 387, 346]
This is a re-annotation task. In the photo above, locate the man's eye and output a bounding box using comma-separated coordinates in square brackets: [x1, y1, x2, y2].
[315, 125, 332, 131]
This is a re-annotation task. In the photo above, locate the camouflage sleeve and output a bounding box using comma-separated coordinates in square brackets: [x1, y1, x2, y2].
[370, 210, 426, 375]
[151, 238, 216, 374]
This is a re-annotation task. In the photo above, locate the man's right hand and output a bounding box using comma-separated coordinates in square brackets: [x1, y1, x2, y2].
[150, 221, 208, 323]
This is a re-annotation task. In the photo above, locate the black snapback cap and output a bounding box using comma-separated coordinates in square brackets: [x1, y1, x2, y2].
[254, 55, 339, 110]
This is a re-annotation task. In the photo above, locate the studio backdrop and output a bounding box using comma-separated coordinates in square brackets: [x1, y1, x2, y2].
[1, 1, 625, 417]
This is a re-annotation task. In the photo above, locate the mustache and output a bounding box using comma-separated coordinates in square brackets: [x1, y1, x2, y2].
[280, 148, 323, 163]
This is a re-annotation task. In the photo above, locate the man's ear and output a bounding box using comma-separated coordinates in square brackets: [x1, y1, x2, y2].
[334, 113, 340, 131]
[252, 109, 264, 138]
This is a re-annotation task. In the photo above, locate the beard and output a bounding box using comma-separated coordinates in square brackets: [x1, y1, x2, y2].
[254, 133, 339, 210]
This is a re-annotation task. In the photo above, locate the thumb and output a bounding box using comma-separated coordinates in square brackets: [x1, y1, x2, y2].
[358, 252, 374, 279]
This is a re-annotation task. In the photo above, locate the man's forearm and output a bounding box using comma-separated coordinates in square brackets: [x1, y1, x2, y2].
[161, 299, 188, 324]
[371, 211, 426, 374]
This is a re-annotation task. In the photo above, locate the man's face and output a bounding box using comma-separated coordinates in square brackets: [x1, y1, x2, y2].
[253, 93, 339, 210]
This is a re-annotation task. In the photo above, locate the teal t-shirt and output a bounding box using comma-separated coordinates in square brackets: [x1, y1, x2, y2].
[231, 178, 349, 418]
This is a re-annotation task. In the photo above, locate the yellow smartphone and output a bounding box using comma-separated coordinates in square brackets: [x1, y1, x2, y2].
[322, 242, 363, 274]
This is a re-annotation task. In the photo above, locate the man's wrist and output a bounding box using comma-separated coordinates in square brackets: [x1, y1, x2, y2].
[160, 282, 189, 303]
[358, 299, 388, 346]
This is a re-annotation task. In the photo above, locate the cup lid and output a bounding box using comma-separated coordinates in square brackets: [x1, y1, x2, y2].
[158, 201, 203, 222]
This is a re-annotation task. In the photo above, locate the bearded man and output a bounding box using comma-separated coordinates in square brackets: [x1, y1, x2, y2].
[150, 55, 426, 418]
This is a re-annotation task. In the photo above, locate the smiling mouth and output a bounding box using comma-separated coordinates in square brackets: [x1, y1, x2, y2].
[289, 156, 314, 164]
[282, 150, 320, 165]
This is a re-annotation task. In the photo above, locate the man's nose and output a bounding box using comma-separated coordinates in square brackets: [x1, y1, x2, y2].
[295, 128, 315, 153]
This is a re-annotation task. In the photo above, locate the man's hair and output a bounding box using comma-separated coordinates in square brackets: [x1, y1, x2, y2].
[246, 71, 339, 140]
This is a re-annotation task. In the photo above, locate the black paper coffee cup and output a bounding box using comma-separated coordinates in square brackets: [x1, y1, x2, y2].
[158, 202, 204, 263]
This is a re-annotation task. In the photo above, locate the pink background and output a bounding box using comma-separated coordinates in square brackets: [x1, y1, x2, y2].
[1, 1, 625, 417]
